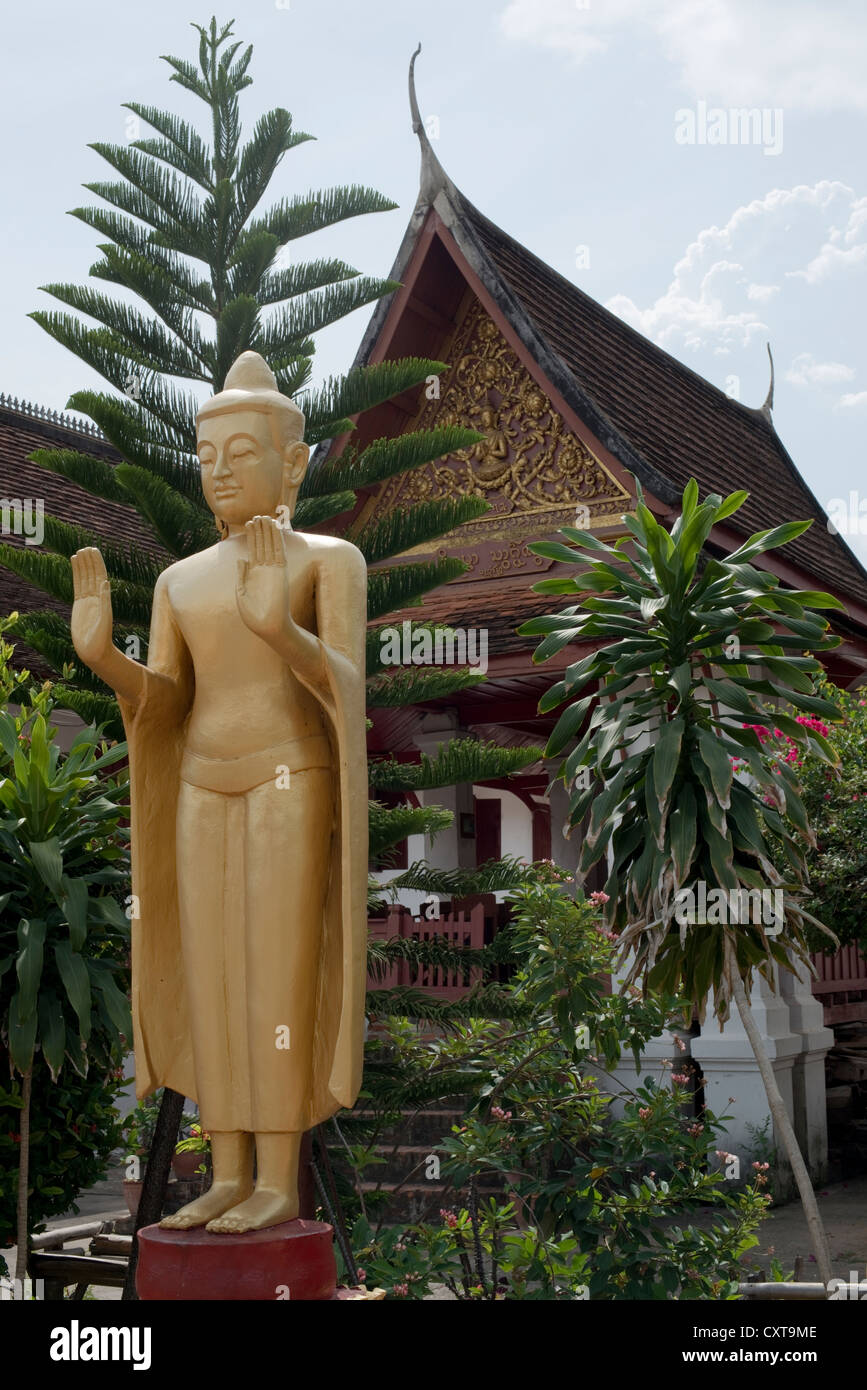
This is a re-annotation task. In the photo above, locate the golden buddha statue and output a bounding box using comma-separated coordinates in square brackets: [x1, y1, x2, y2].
[70, 351, 368, 1233]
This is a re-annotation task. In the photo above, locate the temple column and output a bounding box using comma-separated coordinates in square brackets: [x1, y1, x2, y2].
[414, 715, 476, 872]
[778, 954, 833, 1183]
[690, 967, 804, 1197]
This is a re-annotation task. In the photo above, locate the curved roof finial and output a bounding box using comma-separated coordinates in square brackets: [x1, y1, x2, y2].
[760, 341, 775, 420]
[409, 43, 425, 137]
[408, 43, 453, 206]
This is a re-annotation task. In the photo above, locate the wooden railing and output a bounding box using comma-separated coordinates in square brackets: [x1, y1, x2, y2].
[367, 904, 486, 1000]
[809, 944, 867, 1025]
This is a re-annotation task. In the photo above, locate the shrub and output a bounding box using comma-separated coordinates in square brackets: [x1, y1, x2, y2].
[342, 871, 770, 1299]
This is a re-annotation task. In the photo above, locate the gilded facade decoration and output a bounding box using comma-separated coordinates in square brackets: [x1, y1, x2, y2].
[364, 297, 631, 554]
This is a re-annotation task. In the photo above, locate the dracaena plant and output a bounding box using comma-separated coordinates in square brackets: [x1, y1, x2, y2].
[0, 616, 131, 1280]
[521, 478, 842, 1005]
[520, 478, 846, 1284]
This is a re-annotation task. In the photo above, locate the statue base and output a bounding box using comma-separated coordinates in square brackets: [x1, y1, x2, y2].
[136, 1218, 337, 1301]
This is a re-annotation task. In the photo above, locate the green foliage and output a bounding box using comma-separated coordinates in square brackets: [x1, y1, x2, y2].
[342, 871, 769, 1299]
[366, 667, 484, 709]
[121, 1092, 163, 1158]
[368, 801, 452, 860]
[366, 560, 470, 622]
[773, 680, 867, 952]
[521, 477, 843, 1018]
[0, 620, 132, 1263]
[350, 497, 488, 566]
[386, 857, 544, 897]
[0, 621, 131, 1079]
[369, 739, 543, 793]
[0, 1059, 127, 1251]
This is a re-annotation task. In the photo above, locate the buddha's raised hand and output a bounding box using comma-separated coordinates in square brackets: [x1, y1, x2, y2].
[236, 515, 291, 644]
[71, 547, 115, 669]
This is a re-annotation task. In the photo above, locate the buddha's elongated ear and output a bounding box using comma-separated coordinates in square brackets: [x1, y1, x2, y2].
[281, 440, 309, 513]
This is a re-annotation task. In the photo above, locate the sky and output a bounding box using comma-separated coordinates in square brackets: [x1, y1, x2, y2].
[2, 0, 865, 562]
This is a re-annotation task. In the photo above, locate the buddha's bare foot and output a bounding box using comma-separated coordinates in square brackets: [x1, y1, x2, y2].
[159, 1180, 253, 1230]
[205, 1188, 299, 1233]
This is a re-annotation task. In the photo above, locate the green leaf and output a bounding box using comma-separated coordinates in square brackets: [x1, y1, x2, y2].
[8, 991, 38, 1072]
[545, 696, 594, 758]
[61, 877, 90, 951]
[651, 719, 684, 811]
[15, 917, 47, 1021]
[90, 963, 133, 1041]
[670, 785, 697, 883]
[54, 941, 92, 1043]
[726, 520, 812, 563]
[38, 989, 66, 1078]
[28, 837, 65, 896]
[697, 730, 733, 809]
[713, 490, 748, 522]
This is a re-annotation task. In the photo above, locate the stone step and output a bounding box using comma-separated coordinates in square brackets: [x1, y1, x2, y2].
[358, 1181, 505, 1226]
[363, 1144, 448, 1184]
[347, 1109, 464, 1146]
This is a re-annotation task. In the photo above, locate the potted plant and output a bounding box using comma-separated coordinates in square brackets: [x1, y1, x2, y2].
[173, 1121, 211, 1180]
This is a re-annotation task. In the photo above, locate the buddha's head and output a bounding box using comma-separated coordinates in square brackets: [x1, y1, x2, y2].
[196, 352, 309, 535]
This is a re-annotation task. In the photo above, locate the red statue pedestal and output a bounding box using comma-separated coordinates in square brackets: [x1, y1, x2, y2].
[136, 1218, 337, 1301]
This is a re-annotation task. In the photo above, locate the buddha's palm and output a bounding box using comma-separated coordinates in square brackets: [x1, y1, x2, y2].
[71, 547, 114, 668]
[235, 516, 290, 642]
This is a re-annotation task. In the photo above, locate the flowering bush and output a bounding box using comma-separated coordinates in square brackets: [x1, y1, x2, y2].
[785, 681, 867, 951]
[345, 873, 770, 1300]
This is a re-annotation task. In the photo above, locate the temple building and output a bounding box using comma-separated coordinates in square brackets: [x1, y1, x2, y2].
[1, 55, 866, 1178]
[335, 58, 867, 900]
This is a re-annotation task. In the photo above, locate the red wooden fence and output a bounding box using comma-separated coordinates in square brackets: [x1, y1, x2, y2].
[810, 944, 867, 1025]
[367, 904, 486, 1001]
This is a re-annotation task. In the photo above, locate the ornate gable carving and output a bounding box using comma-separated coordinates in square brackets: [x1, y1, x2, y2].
[366, 297, 631, 554]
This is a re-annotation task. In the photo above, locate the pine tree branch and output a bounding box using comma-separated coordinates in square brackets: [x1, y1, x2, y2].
[113, 464, 214, 556]
[352, 497, 489, 565]
[259, 258, 360, 305]
[303, 426, 483, 498]
[387, 858, 542, 896]
[366, 560, 469, 621]
[369, 739, 544, 793]
[369, 801, 452, 856]
[28, 449, 132, 505]
[124, 102, 215, 191]
[300, 359, 447, 441]
[366, 668, 485, 708]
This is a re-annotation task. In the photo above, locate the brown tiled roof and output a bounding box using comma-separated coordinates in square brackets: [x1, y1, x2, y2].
[454, 195, 867, 613]
[0, 403, 165, 673]
[382, 579, 554, 657]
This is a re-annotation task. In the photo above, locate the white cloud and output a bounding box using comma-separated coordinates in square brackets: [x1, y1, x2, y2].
[786, 198, 867, 283]
[604, 182, 867, 360]
[785, 353, 856, 387]
[837, 390, 867, 409]
[498, 0, 867, 112]
[746, 283, 780, 302]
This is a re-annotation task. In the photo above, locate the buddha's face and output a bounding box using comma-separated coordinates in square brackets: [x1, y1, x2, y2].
[197, 409, 307, 526]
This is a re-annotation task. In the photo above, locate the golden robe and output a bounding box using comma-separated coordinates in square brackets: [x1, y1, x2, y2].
[119, 538, 368, 1131]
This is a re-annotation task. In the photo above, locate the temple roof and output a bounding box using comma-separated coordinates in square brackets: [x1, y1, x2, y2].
[0, 398, 160, 674]
[347, 49, 867, 622]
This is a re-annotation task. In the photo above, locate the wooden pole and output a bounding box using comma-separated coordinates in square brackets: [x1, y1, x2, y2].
[122, 1087, 185, 1300]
